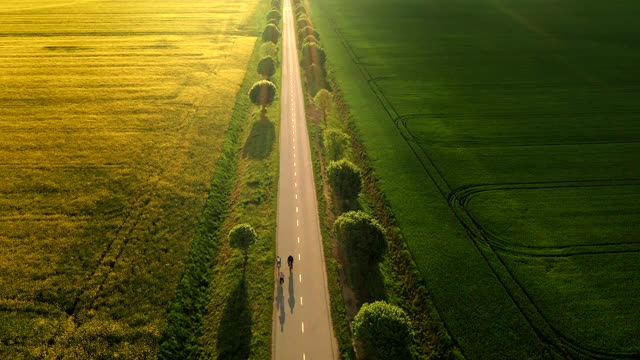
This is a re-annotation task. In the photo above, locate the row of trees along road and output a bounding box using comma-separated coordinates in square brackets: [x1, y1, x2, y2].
[248, 0, 283, 116]
[292, 0, 418, 358]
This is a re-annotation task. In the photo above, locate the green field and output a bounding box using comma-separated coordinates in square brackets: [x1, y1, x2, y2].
[310, 0, 640, 358]
[0, 0, 258, 357]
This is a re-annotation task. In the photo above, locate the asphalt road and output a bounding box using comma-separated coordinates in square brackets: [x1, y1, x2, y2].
[272, 0, 338, 359]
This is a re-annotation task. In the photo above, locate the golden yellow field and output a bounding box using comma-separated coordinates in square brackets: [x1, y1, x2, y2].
[0, 0, 259, 357]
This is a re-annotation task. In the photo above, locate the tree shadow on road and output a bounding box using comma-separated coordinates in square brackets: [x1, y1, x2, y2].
[216, 275, 252, 360]
[243, 117, 275, 160]
[277, 279, 285, 331]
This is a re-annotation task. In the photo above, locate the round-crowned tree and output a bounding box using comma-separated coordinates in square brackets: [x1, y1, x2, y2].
[271, 0, 281, 9]
[326, 159, 362, 200]
[353, 301, 415, 360]
[323, 128, 349, 161]
[229, 223, 257, 259]
[266, 9, 281, 24]
[262, 24, 281, 44]
[257, 56, 277, 79]
[248, 80, 277, 113]
[334, 211, 387, 266]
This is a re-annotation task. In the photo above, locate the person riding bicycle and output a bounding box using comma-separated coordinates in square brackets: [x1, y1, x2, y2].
[279, 271, 285, 285]
[276, 256, 281, 269]
[287, 255, 294, 271]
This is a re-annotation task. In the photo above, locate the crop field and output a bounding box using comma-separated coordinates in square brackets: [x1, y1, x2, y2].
[0, 0, 258, 357]
[310, 0, 640, 358]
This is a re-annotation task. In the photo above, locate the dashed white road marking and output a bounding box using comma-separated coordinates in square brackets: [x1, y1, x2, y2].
[295, 182, 297, 187]
[294, 171, 297, 176]
[297, 236, 300, 243]
[298, 253, 301, 260]
[303, 354, 306, 360]
[296, 206, 298, 213]
[297, 219, 299, 227]
[300, 297, 303, 306]
[295, 193, 298, 199]
[299, 274, 302, 283]
[301, 322, 305, 333]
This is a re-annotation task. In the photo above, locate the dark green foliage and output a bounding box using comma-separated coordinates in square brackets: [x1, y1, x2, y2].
[248, 80, 277, 112]
[327, 159, 362, 200]
[271, 0, 281, 10]
[228, 224, 257, 253]
[297, 17, 311, 29]
[261, 24, 281, 44]
[311, 0, 640, 357]
[295, 4, 307, 17]
[334, 211, 387, 267]
[353, 301, 415, 360]
[257, 56, 277, 78]
[323, 128, 349, 161]
[266, 9, 281, 24]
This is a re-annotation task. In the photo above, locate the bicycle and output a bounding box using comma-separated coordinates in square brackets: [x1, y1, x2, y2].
[276, 256, 282, 270]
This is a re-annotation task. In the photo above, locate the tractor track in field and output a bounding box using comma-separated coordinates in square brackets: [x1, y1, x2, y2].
[324, 11, 639, 359]
[449, 180, 640, 257]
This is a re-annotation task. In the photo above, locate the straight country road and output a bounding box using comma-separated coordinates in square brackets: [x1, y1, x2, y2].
[272, 0, 339, 359]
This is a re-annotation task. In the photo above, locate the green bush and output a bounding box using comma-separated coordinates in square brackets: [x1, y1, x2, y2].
[302, 34, 317, 46]
[262, 24, 281, 44]
[353, 301, 415, 360]
[297, 17, 311, 29]
[334, 211, 387, 267]
[271, 0, 281, 9]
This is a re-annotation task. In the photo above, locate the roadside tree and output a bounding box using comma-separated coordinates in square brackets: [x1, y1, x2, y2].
[248, 80, 277, 114]
[314, 89, 332, 125]
[334, 211, 387, 267]
[327, 160, 362, 200]
[262, 24, 281, 44]
[257, 56, 277, 79]
[353, 301, 415, 360]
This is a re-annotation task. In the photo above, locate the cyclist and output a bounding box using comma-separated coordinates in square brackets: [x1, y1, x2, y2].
[287, 255, 294, 271]
[279, 271, 285, 285]
[276, 256, 281, 270]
